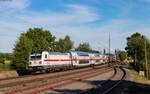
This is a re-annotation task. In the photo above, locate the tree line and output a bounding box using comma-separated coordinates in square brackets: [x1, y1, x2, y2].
[8, 28, 100, 70]
[116, 50, 127, 62]
[2, 28, 149, 75]
[0, 53, 13, 64]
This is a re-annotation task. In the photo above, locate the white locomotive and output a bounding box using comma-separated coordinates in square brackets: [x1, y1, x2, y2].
[28, 50, 108, 72]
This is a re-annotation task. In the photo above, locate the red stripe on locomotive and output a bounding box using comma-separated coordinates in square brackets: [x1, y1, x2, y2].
[44, 59, 105, 62]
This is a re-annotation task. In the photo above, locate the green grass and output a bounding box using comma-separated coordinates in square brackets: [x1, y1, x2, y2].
[123, 70, 150, 94]
[130, 70, 149, 83]
[0, 63, 13, 72]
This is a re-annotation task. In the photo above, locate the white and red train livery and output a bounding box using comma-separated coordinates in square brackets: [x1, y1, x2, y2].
[28, 50, 107, 72]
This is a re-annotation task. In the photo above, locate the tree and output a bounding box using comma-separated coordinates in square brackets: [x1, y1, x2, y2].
[12, 28, 58, 69]
[25, 28, 56, 53]
[75, 42, 100, 53]
[0, 54, 5, 64]
[12, 34, 33, 70]
[90, 50, 100, 53]
[117, 50, 127, 62]
[63, 35, 74, 51]
[55, 35, 74, 52]
[125, 32, 150, 72]
[55, 38, 65, 52]
[75, 42, 91, 52]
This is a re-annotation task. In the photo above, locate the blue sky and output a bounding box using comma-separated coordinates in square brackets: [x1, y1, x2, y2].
[0, 0, 150, 53]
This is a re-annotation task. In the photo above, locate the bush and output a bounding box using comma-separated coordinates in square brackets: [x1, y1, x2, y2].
[0, 58, 4, 64]
[127, 62, 134, 69]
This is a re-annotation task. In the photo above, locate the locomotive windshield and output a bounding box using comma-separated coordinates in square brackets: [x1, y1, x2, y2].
[30, 55, 41, 60]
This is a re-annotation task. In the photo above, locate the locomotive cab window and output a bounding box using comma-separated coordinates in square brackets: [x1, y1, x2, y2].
[30, 55, 41, 60]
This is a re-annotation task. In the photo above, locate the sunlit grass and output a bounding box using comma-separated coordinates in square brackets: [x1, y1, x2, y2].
[123, 70, 150, 94]
[0, 62, 13, 72]
[130, 70, 150, 84]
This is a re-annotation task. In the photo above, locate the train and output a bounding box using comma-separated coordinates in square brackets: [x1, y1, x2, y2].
[27, 50, 108, 72]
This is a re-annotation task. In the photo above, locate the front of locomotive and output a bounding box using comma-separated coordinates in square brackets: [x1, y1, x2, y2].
[28, 51, 43, 72]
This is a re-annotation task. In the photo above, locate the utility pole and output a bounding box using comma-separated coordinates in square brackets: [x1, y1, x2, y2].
[109, 31, 111, 63]
[145, 39, 148, 79]
[115, 50, 117, 62]
[104, 49, 106, 55]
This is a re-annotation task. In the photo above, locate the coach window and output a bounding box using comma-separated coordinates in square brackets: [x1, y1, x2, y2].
[45, 54, 47, 58]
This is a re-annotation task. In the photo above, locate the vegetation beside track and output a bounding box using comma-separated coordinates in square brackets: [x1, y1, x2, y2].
[130, 69, 148, 83]
[125, 32, 150, 78]
[123, 70, 150, 94]
[0, 63, 12, 72]
[0, 53, 13, 72]
[0, 60, 14, 72]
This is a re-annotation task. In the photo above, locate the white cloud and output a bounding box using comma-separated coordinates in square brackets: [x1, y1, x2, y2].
[15, 4, 100, 26]
[0, 0, 29, 10]
[142, 0, 150, 3]
[0, 3, 101, 53]
[0, 1, 149, 53]
[0, 21, 24, 32]
[47, 19, 134, 51]
[0, 36, 17, 53]
[129, 28, 150, 38]
[66, 4, 100, 23]
[52, 19, 150, 52]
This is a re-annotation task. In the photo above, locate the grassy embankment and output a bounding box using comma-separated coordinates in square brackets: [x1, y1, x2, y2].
[0, 60, 13, 72]
[123, 69, 150, 94]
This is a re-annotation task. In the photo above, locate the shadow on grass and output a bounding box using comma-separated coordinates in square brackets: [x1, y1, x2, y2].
[44, 80, 150, 94]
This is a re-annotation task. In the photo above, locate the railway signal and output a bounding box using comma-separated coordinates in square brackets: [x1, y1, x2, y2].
[108, 31, 111, 63]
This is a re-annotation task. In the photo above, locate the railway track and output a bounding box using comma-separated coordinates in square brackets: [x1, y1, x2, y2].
[81, 66, 126, 94]
[2, 64, 114, 94]
[102, 67, 126, 94]
[0, 64, 110, 89]
[0, 63, 126, 94]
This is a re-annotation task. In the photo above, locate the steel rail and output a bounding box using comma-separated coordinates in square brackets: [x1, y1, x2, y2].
[0, 64, 110, 89]
[102, 66, 126, 94]
[81, 65, 126, 94]
[4, 66, 114, 94]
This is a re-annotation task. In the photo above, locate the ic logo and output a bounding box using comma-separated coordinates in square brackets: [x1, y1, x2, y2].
[34, 60, 36, 64]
